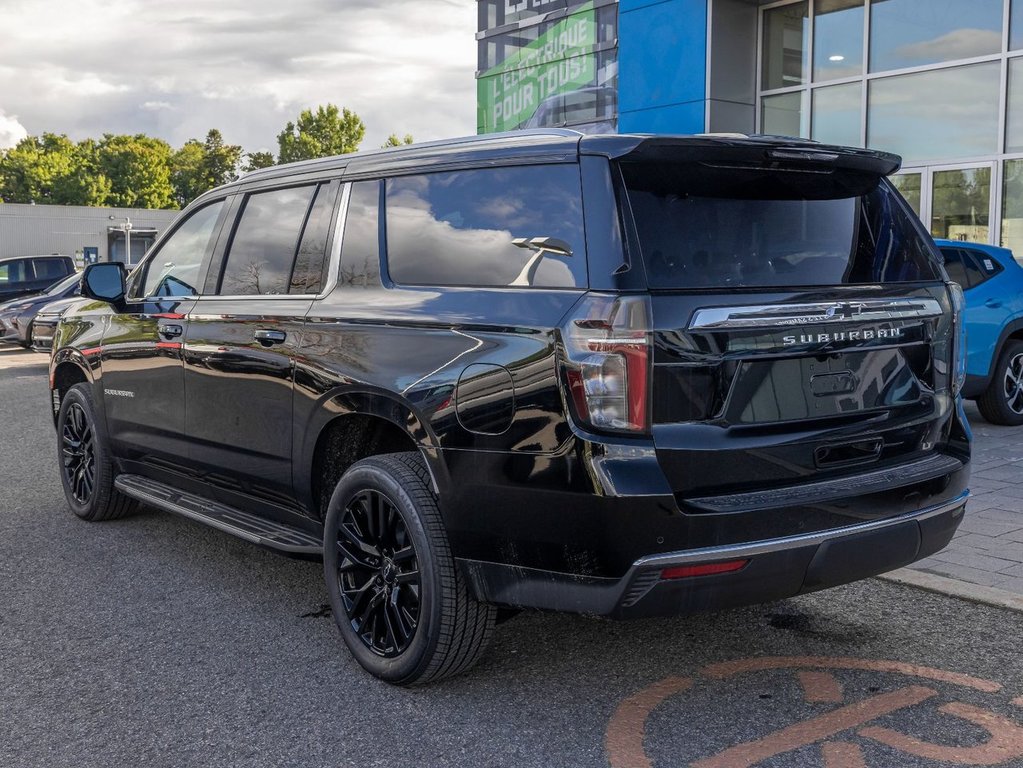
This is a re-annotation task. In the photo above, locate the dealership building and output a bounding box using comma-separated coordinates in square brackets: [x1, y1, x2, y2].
[477, 0, 1023, 255]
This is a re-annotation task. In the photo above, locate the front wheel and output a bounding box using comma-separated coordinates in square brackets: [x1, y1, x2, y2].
[56, 383, 137, 521]
[977, 339, 1023, 426]
[323, 452, 496, 685]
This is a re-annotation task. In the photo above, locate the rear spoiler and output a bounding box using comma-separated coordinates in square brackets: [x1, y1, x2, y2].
[580, 134, 902, 178]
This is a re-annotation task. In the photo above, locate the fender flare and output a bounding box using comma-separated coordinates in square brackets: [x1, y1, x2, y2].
[295, 386, 450, 501]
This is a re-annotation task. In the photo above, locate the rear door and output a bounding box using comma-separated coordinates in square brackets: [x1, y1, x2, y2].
[30, 258, 73, 291]
[617, 147, 958, 535]
[0, 259, 31, 300]
[182, 180, 340, 500]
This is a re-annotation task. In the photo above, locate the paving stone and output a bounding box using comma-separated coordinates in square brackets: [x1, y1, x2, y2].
[992, 576, 1023, 593]
[956, 517, 1023, 537]
[975, 466, 1023, 483]
[914, 562, 1009, 588]
[925, 549, 1020, 573]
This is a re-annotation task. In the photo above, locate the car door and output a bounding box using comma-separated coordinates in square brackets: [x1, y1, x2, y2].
[182, 180, 340, 501]
[100, 198, 230, 468]
[30, 258, 72, 291]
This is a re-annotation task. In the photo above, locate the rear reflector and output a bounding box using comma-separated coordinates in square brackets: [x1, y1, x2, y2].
[661, 559, 750, 580]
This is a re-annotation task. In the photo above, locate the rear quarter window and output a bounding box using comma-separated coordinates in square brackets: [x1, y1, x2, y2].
[384, 164, 586, 289]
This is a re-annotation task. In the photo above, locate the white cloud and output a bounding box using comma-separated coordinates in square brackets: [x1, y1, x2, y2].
[0, 110, 28, 149]
[0, 0, 477, 153]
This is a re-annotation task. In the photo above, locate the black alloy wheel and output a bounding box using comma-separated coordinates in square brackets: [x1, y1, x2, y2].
[335, 489, 421, 657]
[323, 452, 496, 685]
[61, 402, 96, 504]
[56, 383, 137, 521]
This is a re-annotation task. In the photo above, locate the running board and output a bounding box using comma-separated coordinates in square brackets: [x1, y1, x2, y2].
[114, 474, 322, 557]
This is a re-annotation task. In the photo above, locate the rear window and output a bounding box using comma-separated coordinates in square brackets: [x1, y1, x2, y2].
[620, 162, 943, 289]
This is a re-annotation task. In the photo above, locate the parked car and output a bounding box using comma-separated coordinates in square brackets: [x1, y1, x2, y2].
[521, 86, 617, 134]
[0, 254, 76, 302]
[934, 239, 1023, 426]
[30, 295, 82, 351]
[50, 131, 970, 685]
[0, 272, 82, 348]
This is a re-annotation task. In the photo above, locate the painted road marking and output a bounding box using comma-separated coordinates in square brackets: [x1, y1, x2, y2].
[605, 657, 1023, 768]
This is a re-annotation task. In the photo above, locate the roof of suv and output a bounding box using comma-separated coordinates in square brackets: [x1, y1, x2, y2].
[211, 130, 902, 198]
[0, 254, 73, 263]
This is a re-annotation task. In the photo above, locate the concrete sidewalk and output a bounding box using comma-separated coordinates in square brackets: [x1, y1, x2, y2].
[906, 401, 1023, 598]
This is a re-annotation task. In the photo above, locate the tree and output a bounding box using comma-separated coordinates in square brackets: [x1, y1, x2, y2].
[0, 133, 77, 203]
[277, 104, 365, 163]
[170, 139, 204, 208]
[97, 134, 175, 209]
[53, 138, 111, 206]
[170, 129, 242, 207]
[243, 151, 276, 173]
[382, 133, 414, 149]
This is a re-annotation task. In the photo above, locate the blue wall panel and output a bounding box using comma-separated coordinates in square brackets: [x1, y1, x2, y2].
[618, 0, 709, 134]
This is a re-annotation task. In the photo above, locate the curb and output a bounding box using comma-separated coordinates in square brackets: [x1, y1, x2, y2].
[878, 568, 1023, 613]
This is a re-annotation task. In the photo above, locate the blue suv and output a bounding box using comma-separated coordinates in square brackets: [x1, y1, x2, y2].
[935, 239, 1023, 425]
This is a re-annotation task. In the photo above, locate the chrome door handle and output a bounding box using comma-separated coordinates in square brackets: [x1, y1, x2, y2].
[159, 324, 183, 338]
[254, 329, 287, 346]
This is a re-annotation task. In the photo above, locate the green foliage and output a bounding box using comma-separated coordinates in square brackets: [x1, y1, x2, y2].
[382, 133, 414, 148]
[97, 134, 175, 209]
[277, 104, 366, 163]
[243, 150, 276, 173]
[171, 129, 242, 207]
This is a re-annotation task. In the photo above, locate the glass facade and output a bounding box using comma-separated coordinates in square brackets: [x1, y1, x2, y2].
[759, 0, 1023, 255]
[476, 0, 618, 134]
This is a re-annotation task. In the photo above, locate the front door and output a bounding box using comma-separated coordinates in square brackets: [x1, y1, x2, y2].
[101, 199, 229, 467]
[892, 163, 995, 243]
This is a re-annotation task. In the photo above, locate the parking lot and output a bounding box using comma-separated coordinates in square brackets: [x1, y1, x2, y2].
[2, 346, 1022, 768]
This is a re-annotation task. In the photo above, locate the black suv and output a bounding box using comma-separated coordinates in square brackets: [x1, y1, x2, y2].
[0, 254, 76, 301]
[50, 131, 970, 685]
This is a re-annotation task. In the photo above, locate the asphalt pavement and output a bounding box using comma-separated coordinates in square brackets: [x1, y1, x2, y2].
[2, 346, 1022, 768]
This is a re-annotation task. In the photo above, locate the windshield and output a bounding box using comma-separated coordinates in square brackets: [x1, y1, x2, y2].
[44, 273, 80, 297]
[620, 162, 943, 289]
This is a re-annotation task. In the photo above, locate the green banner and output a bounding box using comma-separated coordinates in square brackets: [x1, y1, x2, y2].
[477, 2, 597, 133]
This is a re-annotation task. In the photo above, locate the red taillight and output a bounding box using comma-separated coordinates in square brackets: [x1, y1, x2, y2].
[660, 560, 750, 580]
[562, 295, 652, 433]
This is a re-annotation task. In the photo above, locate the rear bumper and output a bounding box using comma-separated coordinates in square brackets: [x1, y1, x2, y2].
[458, 490, 968, 618]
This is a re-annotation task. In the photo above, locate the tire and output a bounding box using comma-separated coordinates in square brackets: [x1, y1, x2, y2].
[56, 383, 138, 521]
[323, 452, 496, 685]
[977, 339, 1023, 426]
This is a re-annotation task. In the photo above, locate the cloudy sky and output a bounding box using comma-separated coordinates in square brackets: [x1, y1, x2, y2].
[0, 0, 478, 153]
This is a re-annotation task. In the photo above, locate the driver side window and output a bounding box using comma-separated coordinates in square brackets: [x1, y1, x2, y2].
[141, 201, 225, 298]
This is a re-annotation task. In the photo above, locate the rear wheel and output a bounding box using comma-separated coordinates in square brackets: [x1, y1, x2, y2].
[977, 339, 1023, 426]
[56, 383, 137, 521]
[323, 452, 496, 685]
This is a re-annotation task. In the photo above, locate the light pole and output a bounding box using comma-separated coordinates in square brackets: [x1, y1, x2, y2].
[108, 215, 133, 264]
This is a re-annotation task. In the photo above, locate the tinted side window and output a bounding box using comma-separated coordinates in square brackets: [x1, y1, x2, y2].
[385, 165, 586, 288]
[965, 248, 1004, 284]
[143, 201, 225, 297]
[289, 183, 338, 295]
[33, 259, 71, 282]
[940, 248, 971, 288]
[219, 185, 316, 296]
[340, 181, 381, 288]
[0, 259, 28, 285]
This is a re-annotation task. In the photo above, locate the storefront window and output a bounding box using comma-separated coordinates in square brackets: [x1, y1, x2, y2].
[1008, 58, 1023, 153]
[890, 173, 922, 216]
[813, 0, 864, 82]
[931, 167, 991, 242]
[867, 63, 1000, 162]
[811, 83, 862, 147]
[762, 1, 809, 90]
[869, 0, 1002, 73]
[1002, 160, 1023, 257]
[762, 91, 808, 138]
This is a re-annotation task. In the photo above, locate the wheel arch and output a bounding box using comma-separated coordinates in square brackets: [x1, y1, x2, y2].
[49, 349, 96, 425]
[298, 388, 449, 522]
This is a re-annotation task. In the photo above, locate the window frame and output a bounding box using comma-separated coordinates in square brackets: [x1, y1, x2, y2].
[130, 198, 232, 301]
[197, 181, 348, 302]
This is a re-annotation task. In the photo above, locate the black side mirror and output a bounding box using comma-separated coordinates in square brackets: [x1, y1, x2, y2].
[81, 262, 127, 304]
